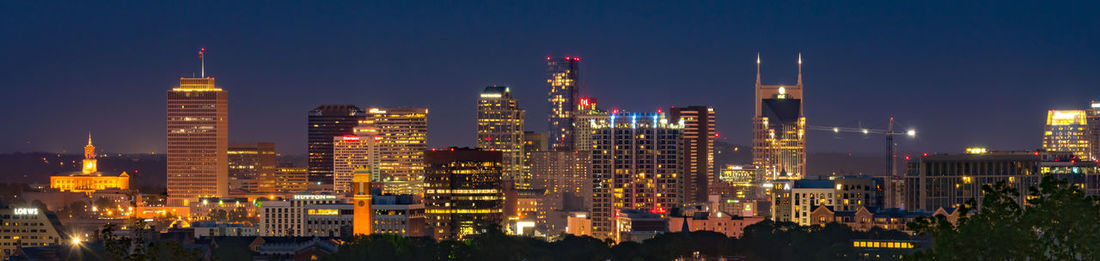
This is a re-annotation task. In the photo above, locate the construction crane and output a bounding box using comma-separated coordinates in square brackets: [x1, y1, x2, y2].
[806, 117, 916, 176]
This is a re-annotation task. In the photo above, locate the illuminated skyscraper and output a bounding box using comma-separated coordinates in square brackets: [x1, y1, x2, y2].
[308, 105, 367, 189]
[167, 76, 228, 206]
[590, 111, 684, 239]
[477, 86, 526, 188]
[547, 56, 580, 151]
[1043, 110, 1092, 160]
[356, 108, 428, 194]
[1088, 100, 1100, 161]
[670, 106, 716, 204]
[752, 54, 807, 180]
[228, 142, 276, 194]
[424, 148, 504, 240]
[333, 135, 379, 194]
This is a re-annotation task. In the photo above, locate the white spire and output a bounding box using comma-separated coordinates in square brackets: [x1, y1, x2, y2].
[797, 52, 803, 86]
[755, 53, 761, 86]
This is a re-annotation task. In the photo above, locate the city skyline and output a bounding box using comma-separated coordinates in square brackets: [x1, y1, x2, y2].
[4, 1, 1100, 157]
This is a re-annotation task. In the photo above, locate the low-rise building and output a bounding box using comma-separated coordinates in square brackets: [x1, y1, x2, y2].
[0, 205, 64, 258]
[372, 195, 425, 237]
[192, 222, 260, 238]
[259, 194, 351, 237]
[614, 209, 668, 243]
[668, 210, 765, 238]
[565, 212, 591, 237]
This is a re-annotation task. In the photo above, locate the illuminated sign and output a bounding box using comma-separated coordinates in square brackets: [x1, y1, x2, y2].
[341, 135, 360, 141]
[965, 147, 988, 154]
[293, 195, 337, 200]
[307, 209, 340, 215]
[14, 208, 38, 215]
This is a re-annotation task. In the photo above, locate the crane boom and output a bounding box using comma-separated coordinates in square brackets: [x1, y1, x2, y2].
[806, 117, 916, 176]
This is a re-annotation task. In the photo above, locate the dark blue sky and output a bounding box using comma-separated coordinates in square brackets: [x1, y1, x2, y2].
[2, 1, 1098, 156]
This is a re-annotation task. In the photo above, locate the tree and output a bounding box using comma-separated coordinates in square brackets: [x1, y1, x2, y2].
[908, 176, 1100, 260]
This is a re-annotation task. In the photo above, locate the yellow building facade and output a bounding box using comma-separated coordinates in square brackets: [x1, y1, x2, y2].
[50, 134, 130, 193]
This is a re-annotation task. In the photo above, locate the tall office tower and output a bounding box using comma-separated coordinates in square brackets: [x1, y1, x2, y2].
[308, 105, 367, 190]
[574, 97, 609, 152]
[167, 76, 228, 206]
[227, 142, 276, 194]
[905, 149, 1100, 211]
[356, 108, 429, 194]
[477, 86, 527, 188]
[547, 56, 580, 151]
[670, 106, 716, 204]
[522, 131, 549, 181]
[590, 111, 684, 239]
[1043, 110, 1092, 160]
[424, 148, 504, 240]
[352, 170, 373, 236]
[752, 54, 807, 180]
[1089, 100, 1100, 161]
[530, 150, 592, 235]
[333, 135, 379, 194]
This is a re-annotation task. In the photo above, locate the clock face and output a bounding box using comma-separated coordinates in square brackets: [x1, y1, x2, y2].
[358, 200, 365, 207]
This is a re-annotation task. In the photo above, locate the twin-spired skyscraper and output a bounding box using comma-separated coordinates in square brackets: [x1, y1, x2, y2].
[752, 54, 807, 180]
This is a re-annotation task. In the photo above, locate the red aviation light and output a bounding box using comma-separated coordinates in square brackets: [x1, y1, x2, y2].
[922, 153, 928, 157]
[904, 155, 911, 161]
[546, 56, 551, 61]
[565, 56, 571, 60]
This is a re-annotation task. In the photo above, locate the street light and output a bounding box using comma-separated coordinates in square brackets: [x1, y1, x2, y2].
[71, 236, 81, 245]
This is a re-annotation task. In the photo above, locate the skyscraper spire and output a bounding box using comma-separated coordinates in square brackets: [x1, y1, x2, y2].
[755, 53, 761, 86]
[87, 132, 93, 146]
[797, 52, 803, 86]
[199, 48, 206, 78]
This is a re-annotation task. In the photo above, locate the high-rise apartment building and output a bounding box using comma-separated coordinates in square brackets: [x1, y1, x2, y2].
[752, 54, 807, 180]
[547, 56, 580, 151]
[308, 105, 367, 189]
[477, 86, 526, 188]
[424, 148, 504, 240]
[356, 108, 428, 195]
[530, 150, 592, 235]
[228, 142, 276, 194]
[333, 135, 379, 194]
[167, 77, 228, 206]
[1043, 110, 1093, 160]
[670, 106, 716, 204]
[590, 111, 684, 239]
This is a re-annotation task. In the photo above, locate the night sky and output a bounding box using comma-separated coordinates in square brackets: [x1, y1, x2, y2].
[2, 1, 1098, 156]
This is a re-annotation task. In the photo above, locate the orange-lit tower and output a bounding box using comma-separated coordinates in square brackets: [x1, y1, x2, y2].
[352, 171, 373, 235]
[82, 132, 97, 174]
